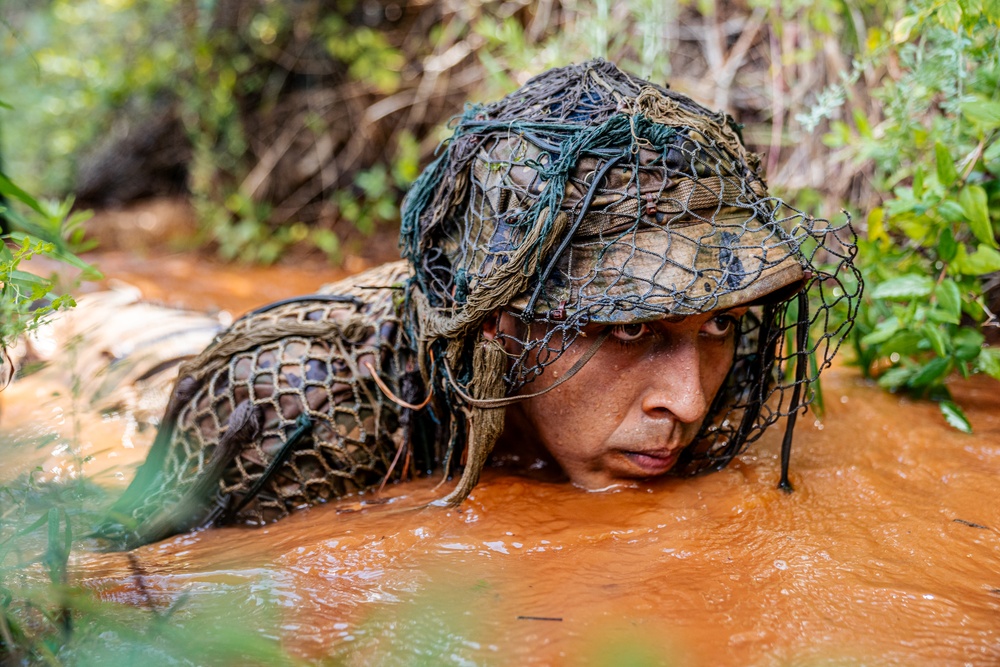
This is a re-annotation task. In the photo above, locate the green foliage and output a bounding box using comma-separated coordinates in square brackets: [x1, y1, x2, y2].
[1, 0, 187, 195]
[472, 0, 675, 101]
[2, 0, 411, 264]
[332, 130, 421, 238]
[322, 14, 405, 94]
[841, 0, 1000, 428]
[0, 169, 99, 360]
[0, 32, 100, 363]
[0, 332, 296, 664]
[0, 470, 300, 665]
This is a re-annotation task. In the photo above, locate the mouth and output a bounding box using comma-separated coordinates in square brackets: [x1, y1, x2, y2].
[620, 448, 681, 476]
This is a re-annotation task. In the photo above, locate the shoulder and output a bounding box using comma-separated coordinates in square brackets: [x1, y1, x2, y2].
[318, 260, 410, 297]
[316, 260, 410, 322]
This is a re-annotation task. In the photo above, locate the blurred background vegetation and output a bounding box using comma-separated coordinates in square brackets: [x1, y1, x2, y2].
[1, 0, 999, 662]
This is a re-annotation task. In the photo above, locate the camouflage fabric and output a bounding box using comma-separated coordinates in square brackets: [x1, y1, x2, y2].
[103, 262, 419, 548]
[456, 139, 804, 324]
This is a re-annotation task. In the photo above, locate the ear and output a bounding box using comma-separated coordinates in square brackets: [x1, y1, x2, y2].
[481, 310, 501, 340]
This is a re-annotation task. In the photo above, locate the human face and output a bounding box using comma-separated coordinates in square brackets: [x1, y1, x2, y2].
[491, 307, 746, 489]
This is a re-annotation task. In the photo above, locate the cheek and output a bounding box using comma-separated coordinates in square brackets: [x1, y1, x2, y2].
[699, 339, 736, 396]
[517, 358, 631, 463]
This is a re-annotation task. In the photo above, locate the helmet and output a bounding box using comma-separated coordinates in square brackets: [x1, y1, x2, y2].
[400, 60, 861, 500]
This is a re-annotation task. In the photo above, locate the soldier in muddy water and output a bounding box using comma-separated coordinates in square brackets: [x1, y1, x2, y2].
[98, 60, 861, 549]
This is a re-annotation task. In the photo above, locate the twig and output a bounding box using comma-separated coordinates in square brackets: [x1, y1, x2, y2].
[957, 130, 997, 184]
[127, 551, 159, 616]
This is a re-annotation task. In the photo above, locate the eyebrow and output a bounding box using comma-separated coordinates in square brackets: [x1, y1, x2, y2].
[660, 306, 747, 324]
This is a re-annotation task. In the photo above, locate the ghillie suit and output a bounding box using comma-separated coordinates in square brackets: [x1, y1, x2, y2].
[101, 60, 861, 549]
[101, 261, 418, 547]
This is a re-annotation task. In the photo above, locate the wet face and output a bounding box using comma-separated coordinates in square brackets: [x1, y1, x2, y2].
[488, 308, 746, 489]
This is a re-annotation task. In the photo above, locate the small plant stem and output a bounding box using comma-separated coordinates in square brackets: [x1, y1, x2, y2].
[936, 264, 948, 286]
[0, 609, 16, 654]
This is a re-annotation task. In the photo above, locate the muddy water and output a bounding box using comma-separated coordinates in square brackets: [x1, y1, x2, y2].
[4, 255, 1000, 666]
[82, 250, 363, 313]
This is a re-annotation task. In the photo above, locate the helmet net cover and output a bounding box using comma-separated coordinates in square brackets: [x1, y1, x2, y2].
[401, 60, 861, 483]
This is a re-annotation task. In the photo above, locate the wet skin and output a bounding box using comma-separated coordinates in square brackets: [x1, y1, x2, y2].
[486, 308, 747, 489]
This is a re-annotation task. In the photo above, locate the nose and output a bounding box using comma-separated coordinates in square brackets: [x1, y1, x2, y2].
[639, 337, 713, 426]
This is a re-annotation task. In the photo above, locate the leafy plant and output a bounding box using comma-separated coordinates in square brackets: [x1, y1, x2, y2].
[0, 0, 188, 196]
[0, 331, 293, 666]
[0, 469, 298, 666]
[834, 0, 1000, 430]
[0, 169, 100, 369]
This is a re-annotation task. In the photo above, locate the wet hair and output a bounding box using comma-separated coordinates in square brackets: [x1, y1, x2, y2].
[400, 59, 862, 500]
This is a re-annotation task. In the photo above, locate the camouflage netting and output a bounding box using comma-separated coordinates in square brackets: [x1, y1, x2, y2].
[102, 60, 861, 549]
[103, 262, 419, 547]
[400, 59, 862, 500]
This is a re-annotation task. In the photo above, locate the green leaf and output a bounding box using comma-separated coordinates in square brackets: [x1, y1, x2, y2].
[870, 275, 935, 299]
[986, 139, 1000, 166]
[824, 120, 851, 148]
[881, 330, 925, 357]
[959, 184, 997, 248]
[8, 270, 51, 288]
[977, 347, 1000, 379]
[852, 108, 872, 139]
[986, 0, 1000, 24]
[0, 99, 11, 110]
[953, 244, 1000, 275]
[860, 317, 900, 346]
[878, 365, 915, 389]
[936, 0, 963, 30]
[50, 248, 102, 279]
[923, 323, 949, 357]
[962, 100, 1000, 128]
[938, 200, 967, 223]
[898, 215, 930, 242]
[0, 173, 46, 216]
[908, 356, 952, 388]
[939, 227, 958, 262]
[893, 15, 920, 42]
[934, 279, 962, 323]
[867, 206, 888, 243]
[962, 0, 983, 14]
[953, 327, 985, 361]
[939, 400, 972, 433]
[936, 142, 959, 187]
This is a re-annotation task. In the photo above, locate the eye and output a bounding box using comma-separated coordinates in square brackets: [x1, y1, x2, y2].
[701, 314, 739, 339]
[610, 322, 650, 342]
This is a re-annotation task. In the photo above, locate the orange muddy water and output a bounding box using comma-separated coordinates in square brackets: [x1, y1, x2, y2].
[3, 253, 999, 666]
